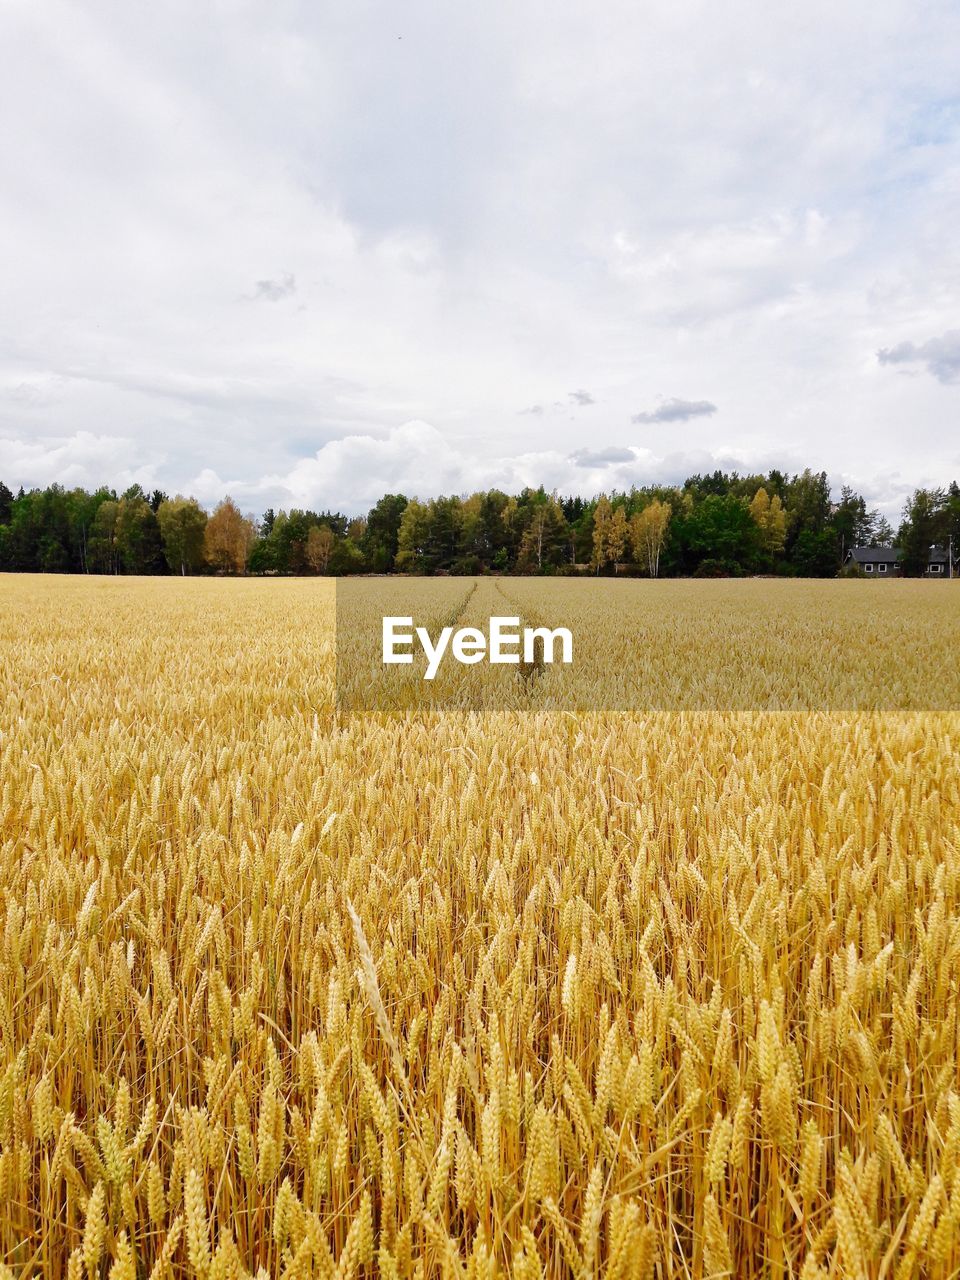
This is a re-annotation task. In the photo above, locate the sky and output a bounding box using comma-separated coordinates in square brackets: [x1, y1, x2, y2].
[1, 0, 959, 518]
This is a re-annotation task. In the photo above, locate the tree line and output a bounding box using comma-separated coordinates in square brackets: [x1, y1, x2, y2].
[1, 470, 958, 578]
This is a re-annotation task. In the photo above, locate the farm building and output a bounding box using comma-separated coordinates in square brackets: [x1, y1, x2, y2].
[846, 546, 952, 576]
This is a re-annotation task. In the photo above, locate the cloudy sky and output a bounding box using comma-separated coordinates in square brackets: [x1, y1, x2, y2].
[1, 0, 959, 515]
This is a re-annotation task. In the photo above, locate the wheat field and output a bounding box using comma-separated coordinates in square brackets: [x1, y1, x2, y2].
[2, 575, 960, 1278]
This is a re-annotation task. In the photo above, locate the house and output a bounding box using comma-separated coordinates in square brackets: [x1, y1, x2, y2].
[845, 546, 952, 577]
[847, 547, 902, 576]
[924, 547, 950, 577]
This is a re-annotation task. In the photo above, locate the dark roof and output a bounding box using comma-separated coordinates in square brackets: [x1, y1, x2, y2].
[850, 547, 900, 564]
[848, 545, 949, 565]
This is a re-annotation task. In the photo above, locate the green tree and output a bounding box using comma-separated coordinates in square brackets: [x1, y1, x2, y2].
[276, 509, 314, 574]
[395, 500, 431, 572]
[872, 516, 894, 547]
[830, 485, 875, 560]
[157, 497, 208, 575]
[472, 490, 515, 568]
[64, 487, 110, 573]
[784, 469, 832, 571]
[683, 494, 759, 571]
[792, 528, 840, 577]
[1, 487, 73, 572]
[899, 488, 947, 576]
[328, 538, 366, 575]
[516, 496, 567, 572]
[591, 496, 613, 572]
[943, 482, 960, 564]
[89, 500, 120, 573]
[426, 497, 463, 571]
[116, 491, 164, 574]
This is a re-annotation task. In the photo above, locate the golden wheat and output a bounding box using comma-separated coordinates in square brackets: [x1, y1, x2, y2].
[1, 574, 959, 1277]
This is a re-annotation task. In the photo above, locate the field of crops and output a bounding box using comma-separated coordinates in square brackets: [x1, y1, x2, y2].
[2, 574, 960, 1278]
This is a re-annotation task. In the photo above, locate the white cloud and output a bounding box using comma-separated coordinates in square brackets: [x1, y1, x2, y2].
[177, 420, 910, 518]
[1, 0, 959, 502]
[0, 430, 158, 492]
[266, 422, 469, 510]
[2, 417, 926, 519]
